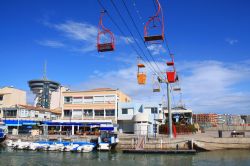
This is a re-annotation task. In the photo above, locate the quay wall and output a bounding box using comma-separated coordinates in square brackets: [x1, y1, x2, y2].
[5, 133, 250, 151]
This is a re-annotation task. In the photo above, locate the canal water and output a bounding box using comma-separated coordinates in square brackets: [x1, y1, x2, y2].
[0, 146, 250, 166]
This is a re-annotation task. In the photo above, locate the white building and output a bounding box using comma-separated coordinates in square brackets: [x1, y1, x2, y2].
[118, 102, 164, 135]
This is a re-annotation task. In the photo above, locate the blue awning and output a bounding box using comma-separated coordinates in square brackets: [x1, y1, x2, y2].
[3, 120, 39, 126]
[100, 127, 114, 131]
[41, 121, 111, 126]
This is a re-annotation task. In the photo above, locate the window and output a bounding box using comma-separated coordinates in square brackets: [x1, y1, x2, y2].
[64, 110, 72, 117]
[83, 109, 93, 117]
[0, 95, 3, 101]
[151, 107, 158, 114]
[122, 108, 128, 114]
[72, 97, 83, 104]
[153, 124, 157, 134]
[64, 97, 72, 104]
[106, 109, 115, 116]
[95, 110, 104, 116]
[105, 95, 115, 103]
[84, 96, 93, 103]
[72, 109, 82, 119]
[3, 109, 17, 118]
[94, 96, 104, 103]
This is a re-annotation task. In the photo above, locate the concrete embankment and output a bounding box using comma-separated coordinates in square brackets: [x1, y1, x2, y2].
[117, 131, 250, 151]
[5, 131, 250, 151]
[193, 137, 250, 151]
[117, 135, 191, 150]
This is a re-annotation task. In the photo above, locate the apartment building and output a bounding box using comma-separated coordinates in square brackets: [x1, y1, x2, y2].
[61, 88, 131, 125]
[0, 86, 26, 108]
[118, 102, 164, 135]
[192, 113, 218, 126]
[0, 86, 27, 119]
[2, 104, 61, 133]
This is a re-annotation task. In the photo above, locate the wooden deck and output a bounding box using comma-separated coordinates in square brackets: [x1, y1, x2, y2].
[122, 149, 196, 154]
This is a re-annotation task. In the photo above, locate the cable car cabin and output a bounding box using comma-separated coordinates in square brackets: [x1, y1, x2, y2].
[144, 17, 164, 43]
[173, 87, 181, 91]
[153, 83, 160, 92]
[97, 10, 115, 52]
[137, 73, 146, 85]
[153, 75, 161, 92]
[137, 63, 146, 85]
[153, 88, 160, 92]
[166, 61, 174, 66]
[144, 0, 164, 43]
[167, 71, 176, 83]
[97, 42, 114, 52]
[144, 34, 164, 42]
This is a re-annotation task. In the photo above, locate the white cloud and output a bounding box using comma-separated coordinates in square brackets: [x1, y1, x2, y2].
[71, 60, 250, 114]
[40, 20, 134, 54]
[37, 40, 65, 48]
[54, 21, 97, 43]
[225, 38, 238, 45]
[178, 60, 250, 114]
[147, 45, 166, 55]
[118, 36, 134, 44]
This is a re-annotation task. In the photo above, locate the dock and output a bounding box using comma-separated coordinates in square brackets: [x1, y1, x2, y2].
[122, 149, 196, 154]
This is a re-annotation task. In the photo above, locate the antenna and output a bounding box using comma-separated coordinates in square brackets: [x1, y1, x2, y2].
[43, 60, 47, 80]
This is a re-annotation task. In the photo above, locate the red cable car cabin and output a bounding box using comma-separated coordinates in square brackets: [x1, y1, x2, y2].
[97, 11, 115, 52]
[166, 61, 174, 66]
[144, 0, 164, 43]
[166, 71, 176, 83]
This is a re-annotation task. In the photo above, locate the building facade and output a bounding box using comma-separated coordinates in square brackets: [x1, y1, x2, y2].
[118, 102, 164, 135]
[192, 113, 218, 127]
[0, 86, 26, 109]
[1, 104, 60, 134]
[60, 88, 131, 132]
[164, 107, 193, 124]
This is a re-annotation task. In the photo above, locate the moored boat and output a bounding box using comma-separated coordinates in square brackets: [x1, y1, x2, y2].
[0, 121, 7, 144]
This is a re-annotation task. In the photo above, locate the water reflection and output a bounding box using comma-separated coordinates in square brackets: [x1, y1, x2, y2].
[0, 146, 250, 166]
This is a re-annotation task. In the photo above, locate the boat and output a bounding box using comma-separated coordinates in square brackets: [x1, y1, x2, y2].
[29, 142, 42, 150]
[35, 141, 52, 151]
[0, 121, 7, 143]
[61, 143, 79, 152]
[16, 141, 30, 150]
[97, 131, 119, 151]
[76, 142, 96, 153]
[47, 142, 64, 151]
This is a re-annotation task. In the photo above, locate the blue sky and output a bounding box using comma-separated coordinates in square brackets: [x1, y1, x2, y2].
[0, 0, 250, 114]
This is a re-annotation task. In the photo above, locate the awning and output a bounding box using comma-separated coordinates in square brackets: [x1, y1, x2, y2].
[3, 120, 39, 126]
[100, 127, 114, 131]
[23, 122, 37, 125]
[41, 121, 110, 127]
[5, 124, 22, 127]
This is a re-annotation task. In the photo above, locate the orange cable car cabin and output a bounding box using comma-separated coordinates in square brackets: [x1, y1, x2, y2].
[97, 11, 115, 52]
[144, 0, 164, 43]
[137, 63, 146, 85]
